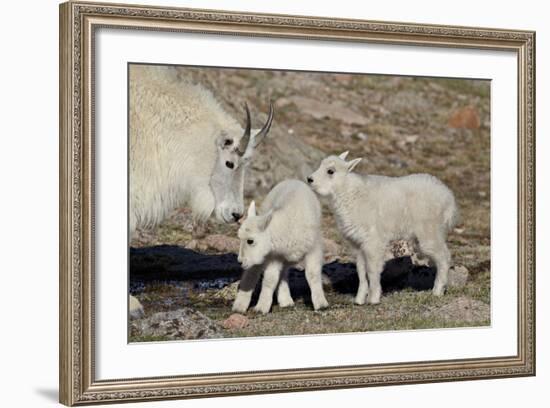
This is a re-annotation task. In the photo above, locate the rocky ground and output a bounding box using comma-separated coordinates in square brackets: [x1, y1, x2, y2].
[129, 67, 491, 342]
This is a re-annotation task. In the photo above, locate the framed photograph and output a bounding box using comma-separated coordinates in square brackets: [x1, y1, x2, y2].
[59, 1, 535, 405]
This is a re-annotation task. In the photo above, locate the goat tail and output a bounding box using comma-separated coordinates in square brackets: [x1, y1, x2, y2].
[443, 197, 461, 231]
[445, 196, 461, 232]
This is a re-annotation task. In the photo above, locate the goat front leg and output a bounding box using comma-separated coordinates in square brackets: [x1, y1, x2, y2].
[364, 243, 385, 305]
[232, 265, 261, 313]
[354, 250, 369, 305]
[254, 260, 283, 314]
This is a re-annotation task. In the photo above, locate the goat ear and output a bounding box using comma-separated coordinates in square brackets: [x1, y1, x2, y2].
[240, 129, 262, 162]
[346, 158, 362, 173]
[247, 201, 257, 217]
[216, 133, 233, 150]
[259, 210, 273, 231]
[339, 151, 349, 160]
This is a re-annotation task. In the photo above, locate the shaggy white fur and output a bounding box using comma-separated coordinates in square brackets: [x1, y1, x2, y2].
[233, 180, 329, 314]
[128, 65, 273, 317]
[308, 152, 459, 304]
[131, 65, 250, 230]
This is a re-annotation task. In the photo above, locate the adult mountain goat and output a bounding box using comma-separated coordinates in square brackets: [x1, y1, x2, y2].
[307, 152, 458, 305]
[129, 65, 274, 317]
[233, 180, 329, 314]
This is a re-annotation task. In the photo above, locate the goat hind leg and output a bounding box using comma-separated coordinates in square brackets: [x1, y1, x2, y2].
[417, 236, 450, 296]
[277, 266, 294, 308]
[304, 245, 329, 310]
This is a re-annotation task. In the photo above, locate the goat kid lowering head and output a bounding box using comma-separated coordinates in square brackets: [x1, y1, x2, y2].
[236, 201, 273, 269]
[210, 103, 274, 224]
[306, 151, 361, 196]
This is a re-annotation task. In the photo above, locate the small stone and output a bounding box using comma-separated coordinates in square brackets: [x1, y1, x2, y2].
[448, 265, 469, 288]
[356, 132, 368, 141]
[323, 238, 341, 263]
[212, 281, 240, 301]
[448, 106, 481, 129]
[202, 234, 240, 253]
[227, 76, 249, 88]
[129, 296, 144, 319]
[275, 97, 291, 108]
[340, 126, 354, 138]
[222, 313, 249, 330]
[333, 74, 353, 83]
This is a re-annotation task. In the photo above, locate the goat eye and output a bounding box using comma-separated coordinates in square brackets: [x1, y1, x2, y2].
[327, 169, 335, 175]
[224, 139, 233, 146]
[247, 239, 254, 245]
[225, 161, 234, 169]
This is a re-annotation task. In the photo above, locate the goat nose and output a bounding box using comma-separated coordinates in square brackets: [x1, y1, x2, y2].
[306, 176, 313, 184]
[232, 212, 242, 222]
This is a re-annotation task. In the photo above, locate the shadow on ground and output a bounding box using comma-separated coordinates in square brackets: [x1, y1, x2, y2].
[130, 245, 437, 305]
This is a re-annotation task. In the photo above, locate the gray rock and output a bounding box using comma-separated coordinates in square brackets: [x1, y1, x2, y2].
[448, 265, 469, 288]
[323, 238, 342, 263]
[131, 308, 224, 340]
[129, 295, 144, 320]
[422, 296, 489, 323]
[245, 127, 326, 195]
[278, 96, 370, 126]
[202, 234, 240, 253]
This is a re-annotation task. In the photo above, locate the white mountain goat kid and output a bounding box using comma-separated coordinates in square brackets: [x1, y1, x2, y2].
[233, 180, 329, 314]
[307, 152, 459, 304]
[129, 65, 274, 317]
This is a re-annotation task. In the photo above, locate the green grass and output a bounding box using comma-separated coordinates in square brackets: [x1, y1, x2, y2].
[129, 270, 491, 342]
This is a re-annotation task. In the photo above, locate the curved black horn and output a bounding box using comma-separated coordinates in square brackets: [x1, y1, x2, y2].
[252, 101, 274, 148]
[237, 103, 252, 156]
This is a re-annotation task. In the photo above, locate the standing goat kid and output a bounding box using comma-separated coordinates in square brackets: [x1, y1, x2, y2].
[307, 152, 459, 305]
[233, 180, 329, 314]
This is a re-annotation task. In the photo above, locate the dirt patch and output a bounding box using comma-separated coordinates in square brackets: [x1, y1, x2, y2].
[422, 296, 489, 323]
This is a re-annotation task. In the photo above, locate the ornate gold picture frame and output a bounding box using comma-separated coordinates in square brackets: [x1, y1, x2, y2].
[59, 1, 535, 405]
